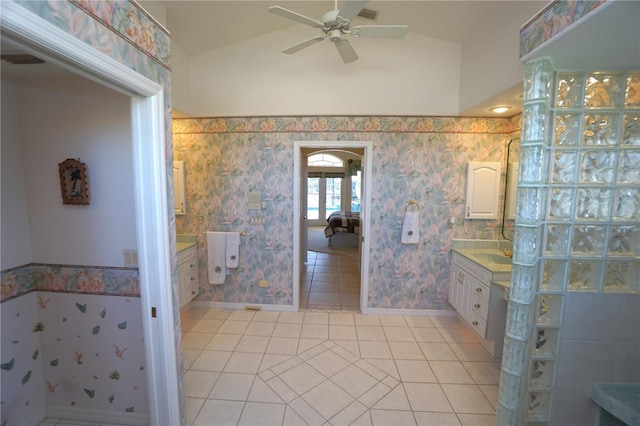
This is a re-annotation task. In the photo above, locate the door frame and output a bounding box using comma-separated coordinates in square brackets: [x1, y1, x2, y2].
[1, 2, 179, 424]
[293, 141, 372, 313]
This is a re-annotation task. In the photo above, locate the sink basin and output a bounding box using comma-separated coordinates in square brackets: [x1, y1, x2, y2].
[474, 253, 512, 265]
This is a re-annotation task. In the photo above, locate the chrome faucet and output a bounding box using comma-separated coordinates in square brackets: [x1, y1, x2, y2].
[503, 249, 513, 258]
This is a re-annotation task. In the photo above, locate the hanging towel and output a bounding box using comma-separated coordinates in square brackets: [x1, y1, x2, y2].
[401, 209, 420, 245]
[206, 232, 227, 285]
[226, 232, 240, 269]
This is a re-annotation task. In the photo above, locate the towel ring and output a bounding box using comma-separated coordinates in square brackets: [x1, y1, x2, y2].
[407, 200, 419, 211]
[203, 230, 247, 236]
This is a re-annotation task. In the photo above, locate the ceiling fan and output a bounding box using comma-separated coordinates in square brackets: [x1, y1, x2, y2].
[268, 0, 409, 63]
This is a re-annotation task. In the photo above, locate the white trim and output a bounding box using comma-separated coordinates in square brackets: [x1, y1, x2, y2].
[19, 407, 46, 426]
[46, 406, 149, 426]
[362, 307, 458, 317]
[0, 2, 179, 424]
[188, 301, 295, 312]
[293, 141, 373, 313]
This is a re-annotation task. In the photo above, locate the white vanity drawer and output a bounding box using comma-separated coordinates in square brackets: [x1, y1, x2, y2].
[468, 310, 488, 338]
[472, 280, 490, 302]
[471, 293, 490, 320]
[178, 246, 196, 265]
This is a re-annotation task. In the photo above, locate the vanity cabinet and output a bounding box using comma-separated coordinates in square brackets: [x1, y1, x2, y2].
[178, 246, 198, 308]
[465, 162, 501, 219]
[449, 251, 508, 357]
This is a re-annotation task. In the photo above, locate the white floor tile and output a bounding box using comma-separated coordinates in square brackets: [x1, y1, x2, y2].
[330, 364, 378, 398]
[448, 343, 492, 362]
[209, 372, 255, 400]
[217, 319, 250, 335]
[373, 385, 411, 411]
[329, 400, 368, 426]
[457, 414, 497, 426]
[440, 384, 495, 414]
[288, 396, 325, 425]
[354, 314, 381, 326]
[429, 361, 475, 384]
[238, 402, 286, 426]
[245, 321, 276, 337]
[414, 411, 461, 425]
[384, 326, 415, 342]
[395, 360, 437, 383]
[330, 312, 355, 325]
[224, 352, 263, 374]
[228, 310, 256, 321]
[371, 409, 416, 426]
[193, 399, 244, 425]
[462, 362, 501, 385]
[283, 405, 308, 426]
[418, 342, 458, 360]
[273, 322, 303, 338]
[303, 312, 329, 324]
[301, 380, 354, 419]
[404, 316, 435, 328]
[266, 337, 300, 355]
[184, 370, 219, 398]
[389, 341, 425, 360]
[253, 311, 281, 323]
[301, 323, 329, 339]
[278, 312, 305, 324]
[403, 383, 453, 412]
[185, 397, 205, 425]
[379, 315, 408, 327]
[248, 376, 285, 403]
[235, 335, 270, 353]
[205, 333, 241, 351]
[356, 326, 386, 341]
[279, 362, 326, 394]
[359, 341, 392, 359]
[191, 350, 232, 372]
[330, 325, 357, 340]
[411, 327, 445, 343]
[307, 349, 350, 377]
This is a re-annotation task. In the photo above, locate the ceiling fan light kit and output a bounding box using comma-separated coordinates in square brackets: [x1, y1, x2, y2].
[268, 0, 409, 63]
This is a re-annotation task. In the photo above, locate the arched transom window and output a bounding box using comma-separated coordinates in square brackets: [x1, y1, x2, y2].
[308, 153, 343, 168]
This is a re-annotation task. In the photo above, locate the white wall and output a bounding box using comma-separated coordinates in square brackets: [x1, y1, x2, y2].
[6, 73, 137, 267]
[458, 2, 544, 113]
[1, 79, 33, 269]
[187, 27, 461, 117]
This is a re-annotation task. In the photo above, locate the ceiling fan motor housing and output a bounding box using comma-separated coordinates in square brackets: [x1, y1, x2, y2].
[328, 29, 343, 42]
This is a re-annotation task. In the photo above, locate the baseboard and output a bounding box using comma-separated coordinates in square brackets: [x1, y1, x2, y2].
[188, 300, 295, 312]
[362, 307, 457, 317]
[20, 406, 46, 426]
[45, 406, 149, 425]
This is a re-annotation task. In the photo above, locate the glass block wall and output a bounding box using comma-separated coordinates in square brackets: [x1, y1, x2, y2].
[497, 58, 640, 425]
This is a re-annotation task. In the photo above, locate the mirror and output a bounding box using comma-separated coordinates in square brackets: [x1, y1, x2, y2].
[501, 137, 520, 241]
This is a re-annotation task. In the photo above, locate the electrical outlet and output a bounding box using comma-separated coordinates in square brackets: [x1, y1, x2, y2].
[259, 279, 268, 288]
[123, 249, 138, 267]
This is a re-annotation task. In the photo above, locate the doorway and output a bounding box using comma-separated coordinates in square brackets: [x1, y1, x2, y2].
[293, 141, 372, 313]
[1, 4, 180, 423]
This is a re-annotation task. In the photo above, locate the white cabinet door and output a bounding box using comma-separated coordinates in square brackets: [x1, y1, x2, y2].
[465, 162, 501, 219]
[449, 264, 470, 317]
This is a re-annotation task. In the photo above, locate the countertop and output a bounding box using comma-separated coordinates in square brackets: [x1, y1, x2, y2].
[177, 234, 197, 253]
[591, 383, 640, 426]
[453, 247, 513, 274]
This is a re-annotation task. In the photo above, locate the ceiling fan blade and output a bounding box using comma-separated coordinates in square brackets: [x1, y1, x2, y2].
[268, 6, 324, 28]
[282, 35, 327, 54]
[337, 0, 369, 22]
[334, 39, 359, 63]
[351, 25, 409, 39]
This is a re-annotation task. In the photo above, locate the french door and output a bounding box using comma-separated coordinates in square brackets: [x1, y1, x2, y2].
[307, 175, 342, 226]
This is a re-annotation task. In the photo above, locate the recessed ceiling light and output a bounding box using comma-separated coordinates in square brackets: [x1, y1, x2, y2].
[490, 106, 512, 114]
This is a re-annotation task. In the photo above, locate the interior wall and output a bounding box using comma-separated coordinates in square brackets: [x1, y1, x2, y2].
[173, 116, 518, 310]
[187, 29, 461, 117]
[1, 79, 32, 270]
[15, 75, 137, 267]
[457, 1, 544, 113]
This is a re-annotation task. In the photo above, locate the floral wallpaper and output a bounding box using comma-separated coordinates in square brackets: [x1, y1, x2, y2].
[519, 0, 608, 58]
[173, 115, 521, 311]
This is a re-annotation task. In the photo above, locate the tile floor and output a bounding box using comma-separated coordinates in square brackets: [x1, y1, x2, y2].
[300, 251, 360, 311]
[181, 306, 500, 426]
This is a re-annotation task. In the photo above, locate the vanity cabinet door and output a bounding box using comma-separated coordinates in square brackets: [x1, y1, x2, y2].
[449, 264, 471, 317]
[465, 162, 501, 219]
